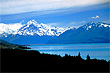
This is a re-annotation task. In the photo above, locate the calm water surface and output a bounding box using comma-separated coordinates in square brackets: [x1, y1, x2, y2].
[27, 43, 110, 61]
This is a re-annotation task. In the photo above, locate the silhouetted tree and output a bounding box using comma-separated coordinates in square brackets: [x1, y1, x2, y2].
[78, 52, 81, 57]
[1, 49, 109, 72]
[87, 54, 90, 60]
[65, 54, 68, 57]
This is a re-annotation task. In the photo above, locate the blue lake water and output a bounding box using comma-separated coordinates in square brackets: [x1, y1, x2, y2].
[27, 43, 110, 61]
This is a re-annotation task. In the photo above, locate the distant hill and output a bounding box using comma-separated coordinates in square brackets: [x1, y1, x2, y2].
[0, 39, 11, 45]
[47, 22, 110, 44]
[0, 39, 30, 49]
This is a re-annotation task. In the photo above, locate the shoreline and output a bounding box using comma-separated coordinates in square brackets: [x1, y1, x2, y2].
[19, 42, 110, 46]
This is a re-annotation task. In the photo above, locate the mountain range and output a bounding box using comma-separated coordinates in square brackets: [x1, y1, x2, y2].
[0, 19, 73, 44]
[0, 20, 110, 44]
[47, 22, 110, 44]
[0, 19, 72, 37]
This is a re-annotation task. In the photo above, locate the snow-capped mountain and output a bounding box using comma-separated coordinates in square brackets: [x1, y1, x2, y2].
[82, 22, 110, 30]
[47, 22, 110, 44]
[0, 23, 23, 37]
[13, 19, 72, 36]
[0, 19, 73, 37]
[0, 21, 110, 44]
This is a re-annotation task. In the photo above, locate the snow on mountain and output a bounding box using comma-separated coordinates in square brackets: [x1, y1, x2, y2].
[47, 22, 110, 44]
[13, 19, 73, 36]
[0, 19, 73, 37]
[99, 23, 110, 27]
[0, 23, 23, 37]
[82, 22, 110, 30]
[0, 20, 109, 37]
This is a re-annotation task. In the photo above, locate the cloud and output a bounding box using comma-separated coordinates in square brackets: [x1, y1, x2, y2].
[50, 21, 86, 28]
[44, 21, 86, 28]
[0, 0, 109, 15]
[103, 20, 110, 23]
[91, 15, 100, 19]
[68, 21, 86, 28]
[20, 20, 25, 23]
[0, 23, 23, 31]
[46, 23, 60, 27]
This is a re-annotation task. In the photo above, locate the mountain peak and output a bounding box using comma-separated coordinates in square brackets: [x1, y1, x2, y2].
[81, 22, 110, 30]
[27, 19, 38, 25]
[86, 21, 95, 25]
[10, 19, 74, 36]
[88, 21, 94, 24]
[1, 20, 109, 37]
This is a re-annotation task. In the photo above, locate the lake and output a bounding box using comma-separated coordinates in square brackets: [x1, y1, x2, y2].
[27, 43, 110, 61]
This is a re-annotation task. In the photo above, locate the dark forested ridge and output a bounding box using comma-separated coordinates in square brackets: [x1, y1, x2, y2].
[0, 40, 110, 72]
[1, 49, 109, 72]
[0, 39, 31, 49]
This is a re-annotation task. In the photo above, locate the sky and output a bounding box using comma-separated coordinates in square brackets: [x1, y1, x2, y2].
[0, 0, 110, 28]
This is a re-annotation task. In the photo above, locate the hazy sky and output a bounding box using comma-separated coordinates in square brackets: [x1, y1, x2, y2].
[0, 0, 109, 27]
[0, 0, 109, 15]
